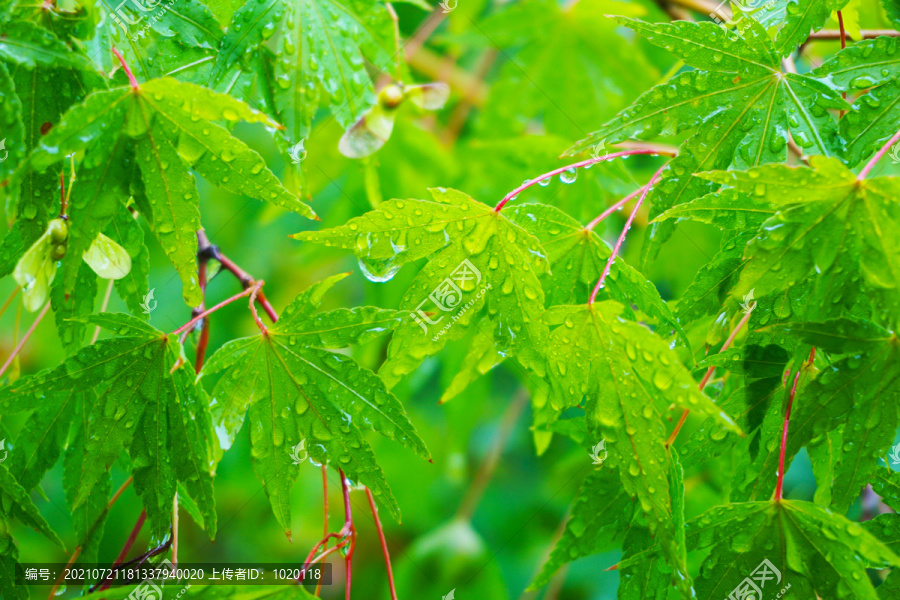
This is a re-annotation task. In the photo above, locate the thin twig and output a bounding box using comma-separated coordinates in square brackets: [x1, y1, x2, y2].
[858, 127, 900, 180]
[197, 230, 279, 322]
[97, 509, 147, 591]
[775, 372, 801, 500]
[0, 302, 51, 379]
[808, 29, 900, 40]
[171, 286, 256, 336]
[108, 476, 135, 508]
[837, 11, 848, 118]
[385, 3, 402, 81]
[316, 464, 329, 597]
[172, 495, 179, 569]
[665, 303, 756, 448]
[837, 11, 847, 49]
[495, 150, 675, 212]
[59, 171, 66, 217]
[443, 49, 498, 145]
[322, 465, 330, 539]
[49, 477, 134, 599]
[112, 47, 139, 90]
[90, 280, 115, 344]
[248, 282, 268, 334]
[401, 8, 446, 62]
[586, 181, 652, 232]
[0, 287, 19, 320]
[588, 165, 667, 303]
[456, 389, 529, 521]
[298, 470, 354, 584]
[47, 547, 81, 600]
[366, 488, 397, 600]
[340, 470, 355, 600]
[195, 257, 211, 373]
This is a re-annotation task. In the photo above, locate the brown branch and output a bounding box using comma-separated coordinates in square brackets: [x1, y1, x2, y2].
[48, 478, 135, 599]
[195, 256, 211, 373]
[664, 0, 727, 17]
[651, 0, 693, 21]
[443, 49, 498, 145]
[197, 230, 278, 322]
[406, 46, 488, 107]
[97, 510, 147, 591]
[455, 388, 529, 521]
[48, 547, 81, 600]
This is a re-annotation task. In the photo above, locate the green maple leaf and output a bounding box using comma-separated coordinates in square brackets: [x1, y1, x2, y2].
[542, 301, 739, 588]
[679, 334, 791, 477]
[439, 328, 504, 404]
[507, 203, 683, 338]
[840, 80, 900, 168]
[79, 0, 223, 80]
[652, 189, 774, 324]
[529, 467, 634, 589]
[701, 157, 900, 327]
[0, 62, 24, 183]
[0, 463, 65, 550]
[618, 450, 688, 600]
[24, 77, 316, 305]
[773, 0, 848, 56]
[873, 468, 900, 513]
[0, 21, 94, 71]
[0, 313, 217, 539]
[566, 18, 847, 265]
[813, 37, 900, 166]
[689, 499, 899, 599]
[0, 537, 26, 600]
[64, 392, 113, 563]
[51, 262, 99, 352]
[6, 390, 79, 493]
[723, 318, 890, 503]
[863, 512, 900, 556]
[209, 0, 392, 141]
[654, 188, 776, 232]
[200, 274, 430, 531]
[293, 188, 550, 385]
[772, 318, 900, 512]
[2, 63, 94, 257]
[812, 36, 900, 92]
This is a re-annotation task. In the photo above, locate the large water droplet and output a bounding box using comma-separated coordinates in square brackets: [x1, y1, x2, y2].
[358, 256, 401, 282]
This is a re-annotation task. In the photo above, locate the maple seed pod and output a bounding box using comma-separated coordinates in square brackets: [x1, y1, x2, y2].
[379, 84, 405, 109]
[47, 218, 69, 244]
[51, 244, 67, 260]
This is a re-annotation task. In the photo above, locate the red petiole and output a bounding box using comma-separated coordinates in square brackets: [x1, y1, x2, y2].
[493, 149, 676, 212]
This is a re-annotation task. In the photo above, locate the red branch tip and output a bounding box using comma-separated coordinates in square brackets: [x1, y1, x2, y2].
[493, 149, 675, 212]
[588, 165, 667, 303]
[858, 126, 900, 180]
[112, 48, 140, 90]
[775, 371, 801, 500]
